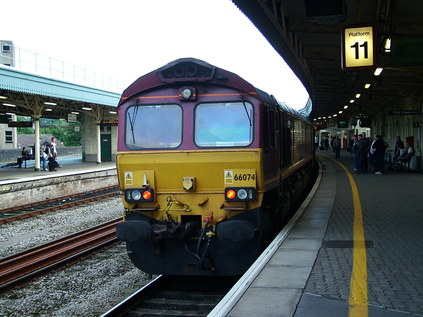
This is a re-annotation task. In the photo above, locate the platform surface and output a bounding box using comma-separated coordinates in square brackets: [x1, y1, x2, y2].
[0, 155, 116, 183]
[226, 150, 423, 317]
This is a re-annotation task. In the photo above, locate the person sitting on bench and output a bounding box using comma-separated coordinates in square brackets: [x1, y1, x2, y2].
[400, 143, 414, 163]
[390, 142, 414, 171]
[17, 147, 30, 168]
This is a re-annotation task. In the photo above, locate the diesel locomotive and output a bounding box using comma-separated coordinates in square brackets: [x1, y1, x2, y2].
[116, 58, 315, 276]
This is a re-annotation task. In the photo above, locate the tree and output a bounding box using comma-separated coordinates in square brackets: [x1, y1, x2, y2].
[17, 116, 82, 146]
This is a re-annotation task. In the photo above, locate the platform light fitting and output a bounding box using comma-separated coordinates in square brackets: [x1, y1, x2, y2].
[0, 95, 7, 100]
[109, 110, 117, 114]
[328, 116, 332, 118]
[333, 114, 338, 117]
[313, 118, 316, 121]
[318, 117, 321, 120]
[44, 101, 57, 106]
[384, 38, 391, 53]
[356, 94, 361, 98]
[374, 68, 383, 76]
[322, 116, 326, 119]
[350, 100, 355, 103]
[339, 110, 343, 114]
[82, 107, 92, 111]
[344, 105, 348, 109]
[45, 108, 53, 111]
[71, 111, 79, 114]
[3, 103, 16, 107]
[364, 83, 371, 89]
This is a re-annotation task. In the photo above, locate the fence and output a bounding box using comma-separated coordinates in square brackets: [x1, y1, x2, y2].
[0, 44, 126, 93]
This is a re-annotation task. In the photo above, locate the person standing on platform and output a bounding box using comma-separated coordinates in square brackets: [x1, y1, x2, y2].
[352, 135, 360, 172]
[361, 132, 371, 172]
[48, 137, 58, 171]
[372, 135, 386, 174]
[333, 136, 341, 158]
[324, 137, 329, 150]
[40, 144, 48, 171]
[349, 135, 357, 156]
[369, 138, 376, 171]
[356, 134, 368, 174]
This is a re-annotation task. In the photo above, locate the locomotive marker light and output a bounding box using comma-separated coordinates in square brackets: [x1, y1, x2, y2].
[225, 187, 256, 202]
[342, 25, 374, 70]
[142, 190, 152, 200]
[226, 189, 236, 200]
[125, 188, 154, 202]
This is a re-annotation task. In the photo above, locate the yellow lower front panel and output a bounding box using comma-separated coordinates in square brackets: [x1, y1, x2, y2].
[117, 149, 263, 225]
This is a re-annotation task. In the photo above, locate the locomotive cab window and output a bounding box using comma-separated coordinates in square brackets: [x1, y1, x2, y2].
[195, 102, 253, 147]
[125, 104, 182, 149]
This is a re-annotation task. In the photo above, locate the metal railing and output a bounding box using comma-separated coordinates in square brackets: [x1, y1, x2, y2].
[0, 45, 127, 93]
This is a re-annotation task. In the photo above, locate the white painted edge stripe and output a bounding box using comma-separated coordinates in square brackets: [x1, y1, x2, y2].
[0, 166, 116, 186]
[208, 166, 323, 317]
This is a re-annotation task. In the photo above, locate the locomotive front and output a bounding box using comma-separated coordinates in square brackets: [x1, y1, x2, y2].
[116, 59, 267, 276]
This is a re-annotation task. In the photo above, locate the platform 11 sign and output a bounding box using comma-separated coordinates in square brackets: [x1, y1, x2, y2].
[342, 26, 374, 70]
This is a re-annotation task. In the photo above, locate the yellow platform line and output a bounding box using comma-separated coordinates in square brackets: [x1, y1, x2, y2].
[326, 157, 369, 316]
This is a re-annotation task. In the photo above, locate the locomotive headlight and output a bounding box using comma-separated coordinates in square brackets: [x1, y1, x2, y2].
[131, 190, 142, 201]
[237, 189, 248, 200]
[179, 87, 196, 101]
[181, 88, 192, 99]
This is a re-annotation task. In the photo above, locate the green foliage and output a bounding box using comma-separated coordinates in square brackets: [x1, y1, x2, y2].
[17, 117, 82, 146]
[17, 127, 34, 134]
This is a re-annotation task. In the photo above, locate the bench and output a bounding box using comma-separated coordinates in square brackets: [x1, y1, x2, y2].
[392, 151, 415, 172]
[17, 155, 35, 168]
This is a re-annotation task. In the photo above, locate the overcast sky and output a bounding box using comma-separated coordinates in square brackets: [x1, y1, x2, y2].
[2, 0, 309, 109]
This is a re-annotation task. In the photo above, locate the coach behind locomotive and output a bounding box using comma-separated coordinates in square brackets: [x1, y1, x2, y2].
[116, 58, 315, 276]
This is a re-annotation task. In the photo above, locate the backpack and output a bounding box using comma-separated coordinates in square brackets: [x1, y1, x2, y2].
[44, 143, 50, 155]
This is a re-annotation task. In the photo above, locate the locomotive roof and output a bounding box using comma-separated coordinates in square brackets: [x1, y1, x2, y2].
[119, 58, 309, 122]
[118, 58, 257, 105]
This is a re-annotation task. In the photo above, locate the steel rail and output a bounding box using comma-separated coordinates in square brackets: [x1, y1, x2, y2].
[100, 275, 237, 317]
[0, 185, 118, 224]
[0, 218, 121, 291]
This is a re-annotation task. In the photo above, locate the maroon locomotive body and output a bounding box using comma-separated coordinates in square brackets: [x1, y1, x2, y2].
[116, 58, 315, 275]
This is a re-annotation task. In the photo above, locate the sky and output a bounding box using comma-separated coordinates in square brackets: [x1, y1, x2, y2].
[2, 0, 309, 109]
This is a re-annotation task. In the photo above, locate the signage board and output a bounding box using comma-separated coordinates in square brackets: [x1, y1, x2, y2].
[337, 120, 348, 128]
[389, 110, 422, 115]
[68, 114, 78, 123]
[101, 120, 118, 126]
[0, 114, 11, 124]
[342, 25, 374, 70]
[8, 121, 33, 128]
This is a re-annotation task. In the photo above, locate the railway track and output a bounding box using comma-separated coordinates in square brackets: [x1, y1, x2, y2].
[0, 218, 121, 292]
[101, 275, 238, 317]
[0, 185, 119, 224]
